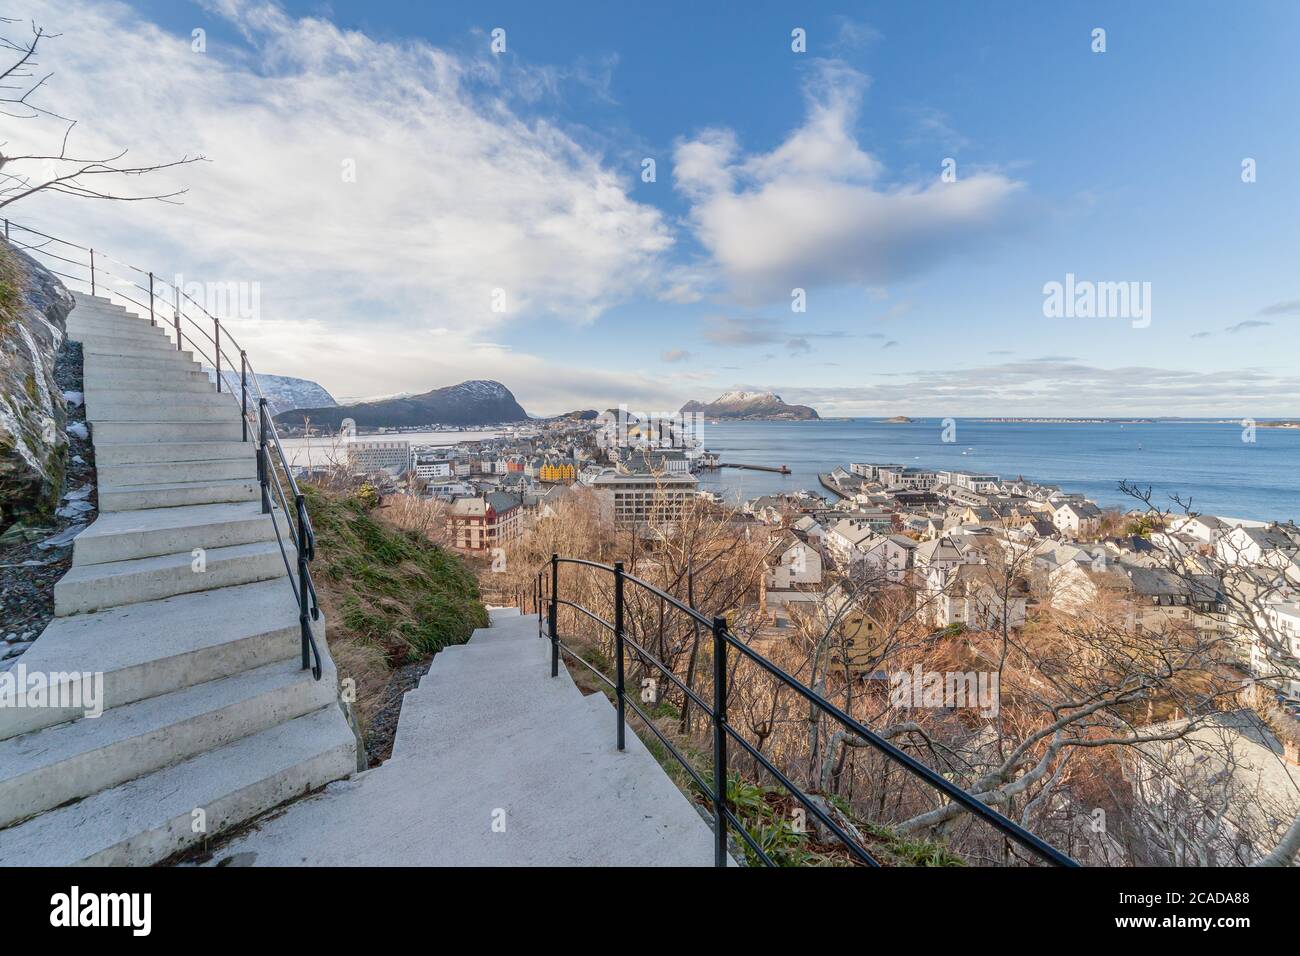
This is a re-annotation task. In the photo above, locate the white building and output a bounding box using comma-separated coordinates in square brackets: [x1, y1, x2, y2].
[345, 438, 411, 475]
[1216, 525, 1300, 581]
[858, 533, 918, 583]
[1052, 500, 1103, 538]
[938, 471, 1001, 494]
[762, 533, 824, 610]
[850, 462, 903, 482]
[1259, 601, 1300, 698]
[588, 469, 699, 529]
[413, 458, 452, 481]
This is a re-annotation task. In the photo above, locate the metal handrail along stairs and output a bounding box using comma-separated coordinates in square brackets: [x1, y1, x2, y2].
[4, 219, 324, 680]
[522, 553, 1079, 868]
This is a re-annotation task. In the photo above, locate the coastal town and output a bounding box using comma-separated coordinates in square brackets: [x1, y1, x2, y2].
[320, 409, 1300, 725]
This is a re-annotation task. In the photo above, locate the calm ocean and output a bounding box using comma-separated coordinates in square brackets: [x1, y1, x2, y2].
[693, 419, 1300, 523]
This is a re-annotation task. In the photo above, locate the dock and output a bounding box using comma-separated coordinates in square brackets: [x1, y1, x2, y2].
[698, 461, 791, 474]
[818, 473, 848, 499]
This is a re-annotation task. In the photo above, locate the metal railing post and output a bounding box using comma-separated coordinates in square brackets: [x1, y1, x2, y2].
[240, 350, 248, 442]
[712, 615, 729, 867]
[614, 560, 626, 751]
[549, 553, 559, 677]
[89, 249, 96, 294]
[214, 318, 222, 392]
[148, 272, 155, 326]
[174, 288, 182, 351]
[258, 399, 271, 514]
[295, 492, 310, 671]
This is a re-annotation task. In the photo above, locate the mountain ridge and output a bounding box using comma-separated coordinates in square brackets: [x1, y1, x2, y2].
[680, 390, 819, 421]
[274, 379, 528, 429]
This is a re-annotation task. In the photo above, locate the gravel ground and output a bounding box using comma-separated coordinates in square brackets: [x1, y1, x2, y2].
[0, 340, 96, 669]
[362, 656, 435, 765]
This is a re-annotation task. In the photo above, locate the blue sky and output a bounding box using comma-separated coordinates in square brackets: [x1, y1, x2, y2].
[7, 0, 1300, 415]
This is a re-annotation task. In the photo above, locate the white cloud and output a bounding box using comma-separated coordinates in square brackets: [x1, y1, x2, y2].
[0, 0, 672, 401]
[674, 60, 1023, 303]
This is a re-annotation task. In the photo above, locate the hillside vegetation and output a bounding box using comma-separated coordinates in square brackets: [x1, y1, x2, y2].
[303, 483, 487, 723]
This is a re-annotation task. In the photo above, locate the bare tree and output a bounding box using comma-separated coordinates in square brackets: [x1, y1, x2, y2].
[1117, 480, 1300, 866]
[0, 20, 204, 209]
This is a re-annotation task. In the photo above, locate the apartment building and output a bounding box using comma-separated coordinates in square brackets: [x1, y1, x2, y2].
[588, 469, 699, 529]
[448, 492, 524, 552]
[413, 457, 452, 481]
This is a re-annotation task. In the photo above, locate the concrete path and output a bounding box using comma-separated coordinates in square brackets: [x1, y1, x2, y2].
[205, 609, 720, 866]
[0, 292, 356, 866]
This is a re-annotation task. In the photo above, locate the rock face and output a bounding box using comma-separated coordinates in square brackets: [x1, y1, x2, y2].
[275, 379, 528, 430]
[0, 242, 73, 520]
[680, 390, 819, 421]
[204, 368, 336, 416]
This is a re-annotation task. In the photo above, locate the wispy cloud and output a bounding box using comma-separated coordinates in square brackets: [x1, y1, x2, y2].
[4, 0, 673, 402]
[1257, 299, 1300, 316]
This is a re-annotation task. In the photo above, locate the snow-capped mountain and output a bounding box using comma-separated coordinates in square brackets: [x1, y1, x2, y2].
[679, 390, 819, 421]
[274, 379, 529, 429]
[205, 369, 337, 416]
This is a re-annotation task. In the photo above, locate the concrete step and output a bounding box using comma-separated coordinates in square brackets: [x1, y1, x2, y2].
[98, 476, 259, 512]
[82, 349, 200, 371]
[68, 322, 169, 344]
[0, 579, 304, 739]
[0, 707, 356, 866]
[88, 401, 237, 424]
[54, 538, 288, 615]
[90, 420, 243, 443]
[72, 500, 275, 565]
[393, 638, 566, 758]
[85, 368, 212, 388]
[70, 316, 139, 330]
[71, 292, 129, 310]
[95, 439, 254, 466]
[77, 333, 176, 353]
[98, 455, 256, 489]
[68, 312, 165, 331]
[0, 655, 336, 830]
[204, 684, 716, 866]
[86, 379, 216, 398]
[87, 388, 229, 408]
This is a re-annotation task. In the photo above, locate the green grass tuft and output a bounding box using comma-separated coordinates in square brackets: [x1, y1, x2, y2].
[303, 483, 487, 661]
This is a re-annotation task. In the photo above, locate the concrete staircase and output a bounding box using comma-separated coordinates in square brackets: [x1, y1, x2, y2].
[0, 292, 357, 866]
[202, 608, 720, 866]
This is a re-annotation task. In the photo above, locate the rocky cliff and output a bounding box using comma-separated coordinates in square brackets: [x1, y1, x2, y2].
[0, 242, 74, 520]
[205, 368, 336, 415]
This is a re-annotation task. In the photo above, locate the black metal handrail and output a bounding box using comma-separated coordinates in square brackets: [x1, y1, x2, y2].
[526, 553, 1078, 868]
[3, 218, 322, 680]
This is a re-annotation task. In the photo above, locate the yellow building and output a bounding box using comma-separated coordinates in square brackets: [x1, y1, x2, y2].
[539, 458, 576, 483]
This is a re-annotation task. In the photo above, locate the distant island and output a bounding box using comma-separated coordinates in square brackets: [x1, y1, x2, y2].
[979, 417, 1156, 424]
[883, 415, 912, 424]
[680, 390, 819, 421]
[275, 379, 528, 430]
